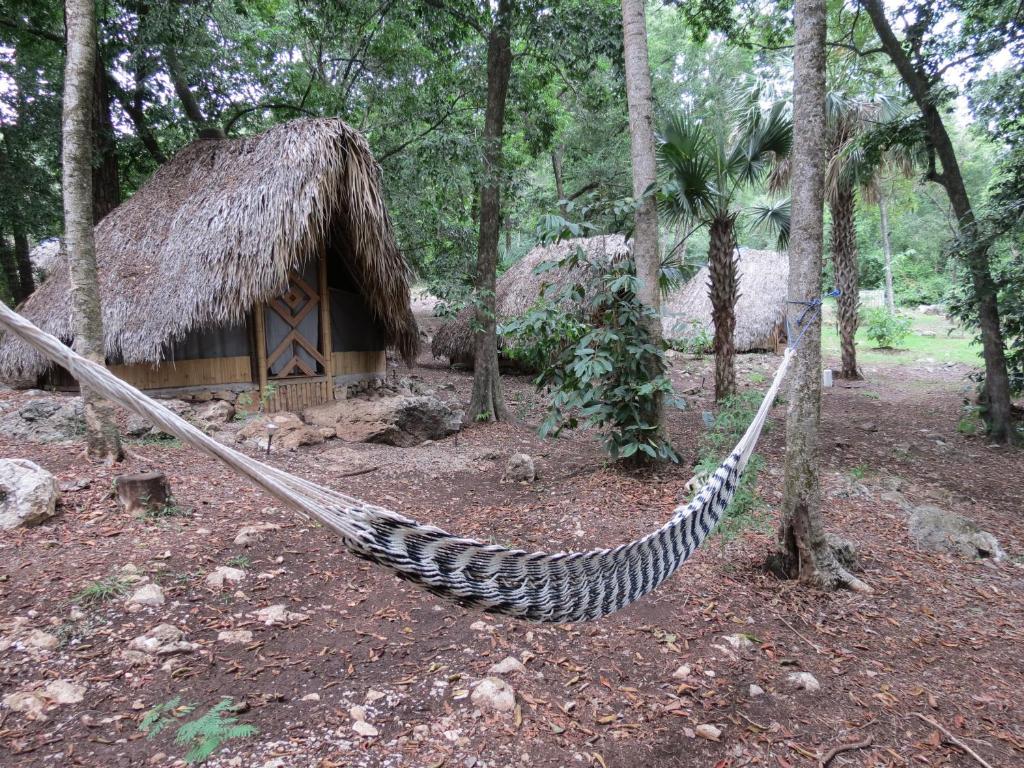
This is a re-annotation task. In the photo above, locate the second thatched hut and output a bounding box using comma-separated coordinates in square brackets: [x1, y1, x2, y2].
[662, 247, 788, 353]
[430, 235, 630, 366]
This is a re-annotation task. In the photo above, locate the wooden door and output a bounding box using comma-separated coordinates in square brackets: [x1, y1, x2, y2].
[263, 265, 328, 379]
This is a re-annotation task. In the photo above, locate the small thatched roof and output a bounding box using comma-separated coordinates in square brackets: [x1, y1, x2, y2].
[431, 235, 630, 364]
[662, 247, 788, 352]
[0, 118, 418, 380]
[29, 238, 61, 275]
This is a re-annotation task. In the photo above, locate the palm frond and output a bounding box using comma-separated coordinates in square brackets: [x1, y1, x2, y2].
[656, 112, 717, 223]
[749, 198, 791, 250]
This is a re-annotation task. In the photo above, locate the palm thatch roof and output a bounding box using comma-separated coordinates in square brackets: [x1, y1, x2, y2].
[0, 118, 418, 380]
[431, 234, 630, 364]
[662, 247, 788, 352]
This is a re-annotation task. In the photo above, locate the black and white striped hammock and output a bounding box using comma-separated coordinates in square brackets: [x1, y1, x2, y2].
[0, 302, 792, 622]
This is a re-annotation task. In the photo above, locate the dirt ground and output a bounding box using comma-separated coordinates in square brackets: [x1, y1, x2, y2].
[1, 340, 1022, 768]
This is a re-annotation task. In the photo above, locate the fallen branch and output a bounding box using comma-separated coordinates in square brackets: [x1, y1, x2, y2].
[819, 736, 873, 767]
[335, 466, 381, 479]
[913, 713, 994, 768]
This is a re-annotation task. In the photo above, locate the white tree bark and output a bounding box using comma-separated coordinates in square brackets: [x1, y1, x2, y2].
[63, 0, 122, 463]
[621, 0, 661, 334]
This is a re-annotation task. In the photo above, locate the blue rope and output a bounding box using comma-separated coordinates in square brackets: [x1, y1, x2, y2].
[786, 288, 840, 350]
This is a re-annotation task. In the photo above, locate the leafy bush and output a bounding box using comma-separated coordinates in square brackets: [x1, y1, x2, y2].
[502, 246, 679, 463]
[892, 249, 949, 306]
[862, 307, 912, 348]
[668, 319, 713, 356]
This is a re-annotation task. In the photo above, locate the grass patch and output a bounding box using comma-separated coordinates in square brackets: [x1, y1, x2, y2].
[225, 555, 251, 570]
[141, 502, 192, 521]
[73, 575, 132, 606]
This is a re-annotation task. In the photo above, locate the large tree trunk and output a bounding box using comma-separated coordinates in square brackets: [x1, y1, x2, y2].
[13, 231, 33, 302]
[878, 185, 895, 312]
[776, 0, 868, 592]
[0, 231, 20, 305]
[469, 0, 512, 423]
[862, 0, 1015, 443]
[830, 184, 861, 379]
[92, 53, 120, 222]
[708, 215, 738, 401]
[621, 0, 661, 330]
[63, 0, 122, 464]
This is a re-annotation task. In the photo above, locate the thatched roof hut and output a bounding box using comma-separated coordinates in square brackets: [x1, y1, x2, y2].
[431, 235, 630, 365]
[662, 247, 788, 352]
[1, 118, 418, 410]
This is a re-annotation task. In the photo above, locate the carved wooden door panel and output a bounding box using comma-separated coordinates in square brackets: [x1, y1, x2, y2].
[264, 268, 327, 378]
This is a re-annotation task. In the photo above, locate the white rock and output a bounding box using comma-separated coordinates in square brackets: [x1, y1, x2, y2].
[251, 604, 308, 626]
[721, 634, 753, 650]
[503, 453, 536, 483]
[2, 679, 85, 721]
[787, 672, 821, 692]
[0, 459, 60, 530]
[194, 400, 235, 424]
[43, 679, 85, 704]
[488, 656, 527, 676]
[748, 684, 765, 698]
[3, 691, 48, 720]
[128, 583, 165, 607]
[672, 664, 692, 680]
[469, 621, 494, 633]
[470, 677, 515, 713]
[695, 724, 722, 741]
[129, 624, 197, 655]
[353, 720, 379, 737]
[365, 689, 386, 703]
[205, 566, 247, 589]
[217, 630, 253, 645]
[301, 693, 320, 702]
[24, 629, 60, 651]
[350, 705, 367, 722]
[233, 522, 281, 547]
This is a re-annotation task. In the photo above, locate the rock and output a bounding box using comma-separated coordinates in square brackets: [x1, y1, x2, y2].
[195, 400, 235, 424]
[301, 693, 320, 702]
[127, 584, 165, 607]
[0, 459, 60, 529]
[695, 724, 721, 741]
[488, 656, 527, 676]
[114, 472, 172, 516]
[469, 620, 494, 633]
[349, 705, 367, 722]
[303, 394, 462, 447]
[503, 453, 536, 483]
[117, 649, 154, 667]
[748, 684, 765, 698]
[353, 720, 379, 737]
[23, 629, 60, 651]
[205, 566, 247, 589]
[212, 390, 237, 403]
[365, 689, 386, 703]
[237, 412, 323, 452]
[918, 304, 945, 316]
[0, 398, 84, 443]
[856, 421, 878, 432]
[3, 680, 85, 720]
[672, 664, 691, 680]
[217, 630, 253, 644]
[125, 412, 154, 437]
[251, 604, 308, 626]
[129, 624, 197, 655]
[908, 505, 1004, 560]
[787, 672, 821, 692]
[470, 677, 515, 713]
[233, 522, 281, 547]
[720, 634, 753, 651]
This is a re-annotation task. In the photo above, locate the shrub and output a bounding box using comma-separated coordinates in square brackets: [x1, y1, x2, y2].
[502, 246, 679, 463]
[892, 249, 949, 306]
[862, 307, 912, 348]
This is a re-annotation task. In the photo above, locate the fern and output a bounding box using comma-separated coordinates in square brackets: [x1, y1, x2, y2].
[139, 696, 195, 739]
[174, 698, 257, 764]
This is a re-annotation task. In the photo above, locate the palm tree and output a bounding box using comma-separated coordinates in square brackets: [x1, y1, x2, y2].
[657, 102, 792, 400]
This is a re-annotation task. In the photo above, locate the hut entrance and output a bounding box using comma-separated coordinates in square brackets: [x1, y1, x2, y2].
[254, 256, 335, 412]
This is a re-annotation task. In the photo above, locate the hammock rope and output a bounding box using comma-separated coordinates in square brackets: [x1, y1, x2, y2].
[0, 301, 796, 622]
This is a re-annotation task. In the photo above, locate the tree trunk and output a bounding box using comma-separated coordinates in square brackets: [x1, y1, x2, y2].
[829, 184, 861, 379]
[92, 53, 120, 222]
[13, 231, 33, 302]
[863, 0, 1015, 443]
[621, 0, 662, 339]
[552, 148, 567, 216]
[63, 0, 123, 464]
[708, 215, 738, 401]
[469, 0, 512, 423]
[164, 46, 226, 139]
[0, 231, 19, 305]
[878, 185, 895, 312]
[776, 0, 868, 592]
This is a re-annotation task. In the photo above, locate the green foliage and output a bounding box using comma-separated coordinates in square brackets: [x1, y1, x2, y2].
[141, 696, 256, 765]
[502, 246, 679, 463]
[862, 307, 913, 348]
[226, 555, 251, 569]
[73, 575, 132, 606]
[892, 249, 949, 306]
[668, 320, 713, 356]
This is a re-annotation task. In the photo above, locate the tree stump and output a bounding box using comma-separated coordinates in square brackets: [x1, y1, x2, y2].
[114, 472, 171, 516]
